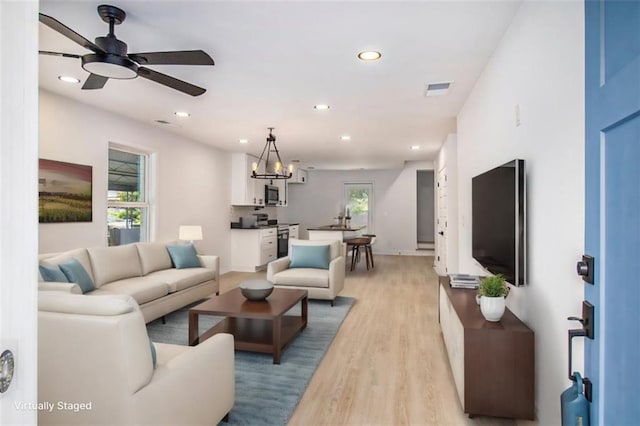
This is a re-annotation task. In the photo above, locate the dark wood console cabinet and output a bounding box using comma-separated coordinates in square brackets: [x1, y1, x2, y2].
[438, 276, 534, 419]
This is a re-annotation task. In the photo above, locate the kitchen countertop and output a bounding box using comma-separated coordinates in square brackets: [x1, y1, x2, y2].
[307, 225, 365, 232]
[230, 222, 299, 229]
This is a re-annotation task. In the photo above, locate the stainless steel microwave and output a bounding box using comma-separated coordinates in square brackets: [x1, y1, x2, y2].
[265, 185, 279, 205]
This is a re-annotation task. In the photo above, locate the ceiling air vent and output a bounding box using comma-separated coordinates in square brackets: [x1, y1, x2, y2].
[424, 81, 452, 97]
[155, 119, 171, 125]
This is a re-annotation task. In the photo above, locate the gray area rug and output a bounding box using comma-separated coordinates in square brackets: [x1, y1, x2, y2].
[147, 296, 354, 425]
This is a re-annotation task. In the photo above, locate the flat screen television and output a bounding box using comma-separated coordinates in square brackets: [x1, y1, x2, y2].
[472, 159, 526, 286]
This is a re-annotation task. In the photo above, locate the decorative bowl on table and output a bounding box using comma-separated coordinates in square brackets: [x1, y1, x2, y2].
[239, 279, 274, 301]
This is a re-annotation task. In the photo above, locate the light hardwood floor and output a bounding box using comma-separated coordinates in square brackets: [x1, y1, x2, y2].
[219, 255, 514, 426]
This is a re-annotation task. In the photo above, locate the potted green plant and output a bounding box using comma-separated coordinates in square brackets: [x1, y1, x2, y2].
[478, 274, 509, 322]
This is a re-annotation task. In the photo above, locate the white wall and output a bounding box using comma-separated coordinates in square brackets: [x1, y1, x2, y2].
[456, 2, 584, 424]
[0, 1, 39, 423]
[279, 161, 434, 255]
[39, 90, 233, 272]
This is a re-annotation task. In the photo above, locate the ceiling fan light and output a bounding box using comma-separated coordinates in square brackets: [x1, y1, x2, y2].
[81, 53, 138, 79]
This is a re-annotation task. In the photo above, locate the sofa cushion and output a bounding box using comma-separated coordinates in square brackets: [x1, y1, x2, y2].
[59, 259, 96, 294]
[166, 244, 200, 269]
[147, 268, 215, 293]
[39, 264, 68, 282]
[88, 245, 142, 287]
[290, 245, 330, 269]
[40, 248, 95, 284]
[97, 277, 170, 305]
[136, 242, 173, 275]
[272, 268, 329, 289]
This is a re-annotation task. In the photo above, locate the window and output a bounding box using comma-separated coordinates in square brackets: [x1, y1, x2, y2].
[107, 146, 150, 246]
[344, 183, 374, 234]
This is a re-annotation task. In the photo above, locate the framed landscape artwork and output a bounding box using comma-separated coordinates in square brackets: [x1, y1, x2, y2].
[39, 159, 92, 223]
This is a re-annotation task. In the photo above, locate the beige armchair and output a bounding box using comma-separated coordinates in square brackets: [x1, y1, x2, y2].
[38, 292, 234, 425]
[267, 239, 345, 305]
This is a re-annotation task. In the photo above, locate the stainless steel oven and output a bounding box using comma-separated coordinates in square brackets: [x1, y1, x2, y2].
[277, 225, 289, 258]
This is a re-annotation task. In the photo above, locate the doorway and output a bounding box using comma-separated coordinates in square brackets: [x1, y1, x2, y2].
[416, 170, 435, 250]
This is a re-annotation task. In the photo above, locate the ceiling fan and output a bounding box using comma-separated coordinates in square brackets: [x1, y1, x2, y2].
[39, 4, 215, 96]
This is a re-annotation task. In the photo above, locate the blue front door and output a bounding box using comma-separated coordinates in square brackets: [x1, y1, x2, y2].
[584, 1, 640, 424]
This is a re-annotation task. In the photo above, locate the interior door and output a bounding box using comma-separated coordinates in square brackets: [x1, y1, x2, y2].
[436, 168, 448, 275]
[584, 1, 640, 424]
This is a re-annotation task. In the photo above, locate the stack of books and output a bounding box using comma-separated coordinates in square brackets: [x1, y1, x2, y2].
[449, 274, 480, 289]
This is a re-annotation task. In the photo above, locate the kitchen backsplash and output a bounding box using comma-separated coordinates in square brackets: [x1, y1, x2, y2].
[230, 206, 279, 222]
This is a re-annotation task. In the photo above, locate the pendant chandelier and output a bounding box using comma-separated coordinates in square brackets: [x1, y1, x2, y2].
[251, 127, 293, 179]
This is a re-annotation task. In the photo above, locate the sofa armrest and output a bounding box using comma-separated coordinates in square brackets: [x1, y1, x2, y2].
[197, 254, 219, 282]
[267, 256, 291, 281]
[133, 333, 235, 425]
[38, 281, 82, 294]
[329, 256, 345, 293]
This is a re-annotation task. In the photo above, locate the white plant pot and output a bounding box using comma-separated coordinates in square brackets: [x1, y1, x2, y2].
[480, 296, 506, 322]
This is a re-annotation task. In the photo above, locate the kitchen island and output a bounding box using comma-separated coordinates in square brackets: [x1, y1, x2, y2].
[307, 225, 365, 256]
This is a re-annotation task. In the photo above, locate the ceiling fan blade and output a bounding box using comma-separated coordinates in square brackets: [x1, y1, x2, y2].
[82, 74, 109, 90]
[39, 13, 104, 53]
[137, 67, 206, 97]
[129, 50, 214, 66]
[39, 50, 81, 59]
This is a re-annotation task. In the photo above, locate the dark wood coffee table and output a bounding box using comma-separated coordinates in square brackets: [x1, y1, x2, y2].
[188, 287, 308, 364]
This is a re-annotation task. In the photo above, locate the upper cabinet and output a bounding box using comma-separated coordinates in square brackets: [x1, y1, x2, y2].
[231, 153, 265, 206]
[289, 166, 308, 184]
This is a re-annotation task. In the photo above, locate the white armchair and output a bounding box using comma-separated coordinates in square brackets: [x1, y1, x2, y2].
[267, 239, 345, 305]
[38, 292, 235, 425]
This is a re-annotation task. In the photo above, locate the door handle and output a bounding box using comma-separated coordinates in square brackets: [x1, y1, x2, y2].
[438, 231, 444, 236]
[0, 350, 15, 393]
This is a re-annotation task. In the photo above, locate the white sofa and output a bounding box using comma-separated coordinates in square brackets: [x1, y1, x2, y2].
[38, 292, 234, 425]
[38, 242, 219, 323]
[267, 239, 345, 305]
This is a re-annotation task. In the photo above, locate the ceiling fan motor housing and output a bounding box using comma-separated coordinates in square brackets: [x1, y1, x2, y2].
[95, 35, 128, 56]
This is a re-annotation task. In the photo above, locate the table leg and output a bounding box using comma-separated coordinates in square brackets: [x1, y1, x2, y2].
[301, 295, 308, 329]
[368, 245, 375, 268]
[350, 245, 357, 271]
[188, 311, 199, 346]
[272, 315, 282, 364]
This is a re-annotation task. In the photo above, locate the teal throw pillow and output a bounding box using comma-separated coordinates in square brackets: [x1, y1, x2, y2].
[39, 264, 69, 282]
[58, 258, 95, 294]
[290, 245, 330, 270]
[166, 244, 200, 269]
[149, 338, 157, 369]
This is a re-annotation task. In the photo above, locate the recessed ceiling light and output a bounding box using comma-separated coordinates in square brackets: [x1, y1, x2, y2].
[314, 104, 330, 110]
[174, 111, 190, 118]
[410, 145, 421, 150]
[239, 139, 249, 144]
[358, 50, 382, 61]
[340, 135, 351, 141]
[58, 75, 80, 84]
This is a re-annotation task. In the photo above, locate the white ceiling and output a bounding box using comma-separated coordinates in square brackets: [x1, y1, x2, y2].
[39, 1, 521, 170]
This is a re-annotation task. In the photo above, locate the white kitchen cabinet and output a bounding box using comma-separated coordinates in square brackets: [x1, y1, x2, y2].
[288, 165, 307, 184]
[231, 153, 265, 206]
[289, 225, 299, 239]
[230, 228, 277, 272]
